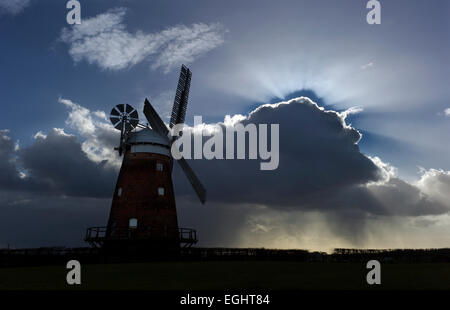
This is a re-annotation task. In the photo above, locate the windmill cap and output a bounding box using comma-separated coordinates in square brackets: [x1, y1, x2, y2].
[127, 128, 171, 156]
[127, 128, 170, 146]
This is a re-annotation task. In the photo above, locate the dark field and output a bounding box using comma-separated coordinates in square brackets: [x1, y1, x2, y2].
[0, 261, 449, 290]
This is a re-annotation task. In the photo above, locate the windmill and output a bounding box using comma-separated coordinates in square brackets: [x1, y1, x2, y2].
[85, 65, 206, 252]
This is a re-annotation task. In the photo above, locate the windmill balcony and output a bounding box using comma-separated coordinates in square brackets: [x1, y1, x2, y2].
[85, 226, 197, 248]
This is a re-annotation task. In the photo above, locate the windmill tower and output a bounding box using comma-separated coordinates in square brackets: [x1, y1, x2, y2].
[85, 65, 206, 252]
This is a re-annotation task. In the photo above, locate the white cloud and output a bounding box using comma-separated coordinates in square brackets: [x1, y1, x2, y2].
[416, 168, 450, 208]
[0, 0, 30, 15]
[33, 131, 47, 140]
[338, 106, 364, 121]
[60, 8, 226, 72]
[360, 62, 374, 70]
[444, 108, 450, 116]
[59, 98, 96, 136]
[0, 129, 10, 140]
[367, 156, 397, 184]
[59, 98, 121, 169]
[148, 90, 175, 121]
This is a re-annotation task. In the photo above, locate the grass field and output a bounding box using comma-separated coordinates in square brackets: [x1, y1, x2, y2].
[0, 261, 449, 290]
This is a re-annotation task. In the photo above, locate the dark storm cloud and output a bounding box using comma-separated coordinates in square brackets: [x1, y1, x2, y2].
[173, 97, 450, 217]
[19, 129, 116, 198]
[366, 177, 449, 216]
[0, 128, 115, 247]
[1, 97, 450, 248]
[175, 98, 380, 207]
[3, 97, 447, 218]
[0, 128, 116, 198]
[0, 130, 20, 187]
[300, 177, 449, 217]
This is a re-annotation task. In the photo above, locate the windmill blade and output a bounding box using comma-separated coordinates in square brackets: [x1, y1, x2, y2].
[129, 109, 139, 120]
[177, 157, 207, 204]
[110, 107, 120, 116]
[110, 116, 121, 129]
[110, 108, 120, 127]
[129, 109, 139, 128]
[169, 64, 192, 129]
[116, 104, 125, 112]
[144, 98, 206, 204]
[113, 121, 124, 130]
[125, 104, 134, 113]
[143, 98, 170, 138]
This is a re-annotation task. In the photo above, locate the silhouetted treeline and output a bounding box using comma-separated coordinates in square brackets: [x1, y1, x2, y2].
[332, 248, 450, 263]
[0, 247, 449, 267]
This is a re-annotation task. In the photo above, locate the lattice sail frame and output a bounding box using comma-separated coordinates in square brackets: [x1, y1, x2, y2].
[169, 65, 192, 129]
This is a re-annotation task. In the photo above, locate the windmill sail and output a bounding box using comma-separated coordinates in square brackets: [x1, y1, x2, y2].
[144, 98, 206, 204]
[176, 157, 207, 204]
[143, 98, 170, 139]
[169, 64, 192, 129]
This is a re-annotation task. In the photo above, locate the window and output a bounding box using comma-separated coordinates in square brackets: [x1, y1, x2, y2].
[117, 187, 122, 197]
[156, 162, 163, 172]
[158, 187, 165, 196]
[129, 218, 138, 229]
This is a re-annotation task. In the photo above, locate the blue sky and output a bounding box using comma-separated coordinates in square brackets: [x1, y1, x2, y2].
[1, 0, 450, 249]
[1, 0, 449, 179]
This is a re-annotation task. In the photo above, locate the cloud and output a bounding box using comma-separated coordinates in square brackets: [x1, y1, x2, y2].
[364, 176, 449, 216]
[0, 129, 21, 187]
[416, 168, 450, 208]
[171, 97, 450, 249]
[170, 98, 450, 219]
[1, 96, 450, 249]
[33, 131, 47, 140]
[0, 127, 116, 199]
[444, 108, 450, 116]
[59, 98, 121, 168]
[60, 8, 226, 72]
[338, 106, 364, 120]
[178, 200, 450, 251]
[148, 90, 176, 121]
[360, 62, 374, 70]
[0, 0, 30, 15]
[19, 128, 116, 197]
[176, 97, 381, 206]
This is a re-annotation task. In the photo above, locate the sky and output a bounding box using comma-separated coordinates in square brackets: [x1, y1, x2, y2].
[0, 0, 449, 251]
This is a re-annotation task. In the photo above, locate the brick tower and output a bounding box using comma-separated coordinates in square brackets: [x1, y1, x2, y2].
[105, 128, 180, 248]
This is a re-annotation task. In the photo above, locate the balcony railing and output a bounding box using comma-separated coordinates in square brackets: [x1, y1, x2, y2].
[85, 226, 197, 247]
[179, 228, 197, 244]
